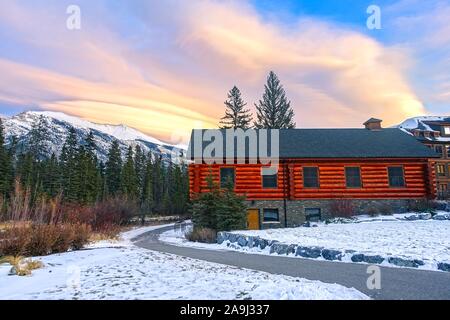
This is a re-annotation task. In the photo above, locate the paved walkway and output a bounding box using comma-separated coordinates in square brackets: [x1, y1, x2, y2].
[134, 225, 450, 300]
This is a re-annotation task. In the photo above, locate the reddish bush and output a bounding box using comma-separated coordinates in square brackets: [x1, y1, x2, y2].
[0, 223, 31, 256]
[186, 227, 217, 243]
[328, 200, 356, 218]
[64, 204, 95, 226]
[51, 224, 76, 253]
[366, 206, 380, 217]
[27, 224, 58, 256]
[71, 224, 92, 250]
[91, 197, 138, 231]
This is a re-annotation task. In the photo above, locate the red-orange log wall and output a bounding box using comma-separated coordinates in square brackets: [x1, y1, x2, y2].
[189, 159, 436, 200]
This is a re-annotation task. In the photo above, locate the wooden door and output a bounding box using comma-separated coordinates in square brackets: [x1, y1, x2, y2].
[247, 209, 260, 230]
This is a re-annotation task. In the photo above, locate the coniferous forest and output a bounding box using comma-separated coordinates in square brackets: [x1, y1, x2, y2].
[0, 116, 190, 223]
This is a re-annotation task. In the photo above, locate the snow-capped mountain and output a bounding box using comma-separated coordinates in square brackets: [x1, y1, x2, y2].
[0, 111, 186, 162]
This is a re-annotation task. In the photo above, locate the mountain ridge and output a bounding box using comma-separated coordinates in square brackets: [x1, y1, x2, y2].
[0, 110, 186, 163]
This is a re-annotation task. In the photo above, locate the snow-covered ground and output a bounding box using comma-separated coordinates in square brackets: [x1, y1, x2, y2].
[160, 214, 450, 271]
[0, 225, 369, 300]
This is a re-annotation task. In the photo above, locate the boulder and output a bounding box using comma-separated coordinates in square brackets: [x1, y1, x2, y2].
[228, 233, 239, 244]
[216, 232, 226, 244]
[259, 239, 269, 250]
[251, 237, 261, 248]
[321, 249, 342, 261]
[237, 236, 248, 247]
[269, 240, 280, 246]
[438, 262, 450, 272]
[296, 246, 323, 259]
[270, 243, 290, 255]
[287, 245, 296, 255]
[414, 259, 425, 266]
[445, 202, 450, 212]
[351, 254, 365, 263]
[246, 236, 255, 248]
[419, 213, 432, 220]
[388, 257, 423, 268]
[8, 267, 17, 276]
[405, 215, 420, 221]
[363, 255, 385, 264]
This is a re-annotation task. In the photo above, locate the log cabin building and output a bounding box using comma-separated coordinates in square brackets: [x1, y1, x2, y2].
[399, 116, 450, 199]
[188, 119, 440, 229]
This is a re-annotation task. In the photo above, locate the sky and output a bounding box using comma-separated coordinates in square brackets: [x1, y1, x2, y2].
[0, 0, 449, 144]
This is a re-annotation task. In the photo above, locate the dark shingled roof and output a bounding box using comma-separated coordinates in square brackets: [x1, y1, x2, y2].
[188, 128, 439, 159]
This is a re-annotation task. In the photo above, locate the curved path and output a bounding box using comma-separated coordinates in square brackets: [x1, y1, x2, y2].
[134, 225, 450, 300]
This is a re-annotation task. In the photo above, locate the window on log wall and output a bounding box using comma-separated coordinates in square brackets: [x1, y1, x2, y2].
[345, 167, 362, 188]
[303, 167, 319, 188]
[388, 166, 405, 187]
[220, 168, 235, 188]
[261, 167, 278, 188]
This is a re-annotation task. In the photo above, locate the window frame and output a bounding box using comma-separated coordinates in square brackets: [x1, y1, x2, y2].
[262, 208, 280, 223]
[443, 126, 450, 136]
[345, 166, 362, 188]
[437, 164, 446, 176]
[305, 208, 322, 222]
[261, 167, 278, 189]
[219, 167, 235, 189]
[435, 145, 444, 157]
[387, 166, 406, 188]
[303, 166, 320, 188]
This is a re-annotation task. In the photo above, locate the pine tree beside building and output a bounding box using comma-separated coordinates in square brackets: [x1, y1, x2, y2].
[254, 71, 296, 129]
[219, 86, 253, 129]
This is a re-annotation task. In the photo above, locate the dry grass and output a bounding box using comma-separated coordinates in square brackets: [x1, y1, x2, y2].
[0, 222, 92, 257]
[0, 256, 44, 276]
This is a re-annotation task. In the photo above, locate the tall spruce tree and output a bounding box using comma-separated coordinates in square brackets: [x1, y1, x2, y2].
[105, 140, 123, 196]
[60, 127, 80, 202]
[41, 153, 61, 198]
[141, 153, 154, 220]
[78, 131, 100, 203]
[134, 145, 146, 199]
[152, 155, 163, 213]
[172, 164, 188, 215]
[121, 146, 138, 199]
[219, 86, 252, 129]
[254, 71, 296, 129]
[0, 118, 13, 198]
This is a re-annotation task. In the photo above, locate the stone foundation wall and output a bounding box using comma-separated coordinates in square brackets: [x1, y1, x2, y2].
[247, 198, 425, 229]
